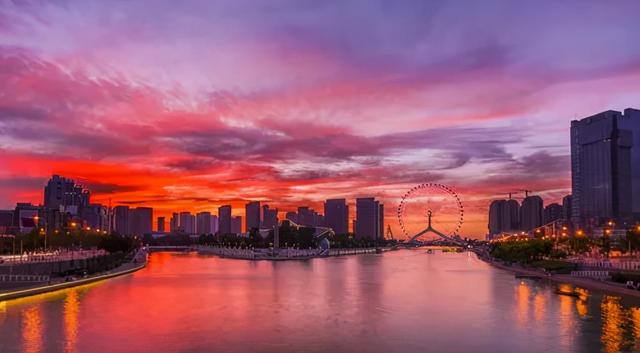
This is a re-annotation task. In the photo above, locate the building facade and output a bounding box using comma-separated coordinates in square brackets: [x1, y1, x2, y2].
[324, 199, 349, 235]
[218, 205, 232, 234]
[245, 201, 261, 231]
[571, 109, 637, 227]
[355, 197, 383, 240]
[520, 196, 543, 231]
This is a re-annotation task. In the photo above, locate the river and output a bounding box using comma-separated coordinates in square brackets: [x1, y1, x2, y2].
[1, 250, 640, 353]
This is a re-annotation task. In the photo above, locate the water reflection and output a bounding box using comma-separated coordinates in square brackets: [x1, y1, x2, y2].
[64, 290, 79, 353]
[2, 252, 640, 353]
[21, 305, 42, 353]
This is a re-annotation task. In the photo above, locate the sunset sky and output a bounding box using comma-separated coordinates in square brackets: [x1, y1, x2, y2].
[1, 1, 640, 237]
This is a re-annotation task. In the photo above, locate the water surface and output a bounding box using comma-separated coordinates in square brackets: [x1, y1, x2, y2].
[1, 250, 640, 353]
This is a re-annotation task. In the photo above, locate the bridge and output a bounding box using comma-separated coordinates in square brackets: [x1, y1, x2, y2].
[405, 211, 466, 246]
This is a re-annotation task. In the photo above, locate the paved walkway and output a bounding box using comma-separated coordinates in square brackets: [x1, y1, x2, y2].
[481, 256, 640, 298]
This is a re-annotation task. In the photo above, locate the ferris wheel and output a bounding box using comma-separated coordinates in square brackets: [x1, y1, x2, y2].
[397, 183, 464, 242]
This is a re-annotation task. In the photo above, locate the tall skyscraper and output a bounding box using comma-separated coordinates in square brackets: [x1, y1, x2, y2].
[520, 196, 543, 231]
[488, 200, 504, 236]
[245, 201, 261, 231]
[170, 212, 179, 233]
[231, 216, 242, 234]
[218, 205, 232, 234]
[571, 109, 638, 227]
[562, 195, 573, 222]
[502, 199, 520, 232]
[285, 211, 298, 223]
[179, 212, 194, 234]
[210, 215, 219, 234]
[43, 175, 90, 214]
[81, 204, 108, 231]
[324, 199, 348, 234]
[130, 207, 153, 235]
[157, 216, 165, 233]
[355, 197, 383, 240]
[543, 203, 563, 224]
[196, 212, 212, 234]
[619, 108, 640, 216]
[113, 205, 130, 235]
[262, 205, 278, 229]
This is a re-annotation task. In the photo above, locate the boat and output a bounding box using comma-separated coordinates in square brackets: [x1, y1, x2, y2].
[426, 249, 434, 254]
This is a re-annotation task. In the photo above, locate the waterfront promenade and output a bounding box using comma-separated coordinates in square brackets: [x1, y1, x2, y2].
[476, 251, 640, 299]
[0, 247, 148, 301]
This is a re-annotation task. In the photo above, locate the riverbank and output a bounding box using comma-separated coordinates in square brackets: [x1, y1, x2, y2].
[0, 248, 148, 302]
[478, 253, 640, 298]
[196, 245, 389, 260]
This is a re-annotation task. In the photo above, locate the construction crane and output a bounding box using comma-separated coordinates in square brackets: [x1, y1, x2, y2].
[519, 189, 532, 198]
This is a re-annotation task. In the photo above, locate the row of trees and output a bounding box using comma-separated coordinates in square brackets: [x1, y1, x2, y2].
[490, 228, 640, 263]
[0, 229, 139, 254]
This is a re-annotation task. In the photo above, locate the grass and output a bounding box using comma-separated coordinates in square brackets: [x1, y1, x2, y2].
[530, 260, 576, 274]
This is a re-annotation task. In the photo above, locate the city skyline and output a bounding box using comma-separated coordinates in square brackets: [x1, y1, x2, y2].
[2, 2, 640, 237]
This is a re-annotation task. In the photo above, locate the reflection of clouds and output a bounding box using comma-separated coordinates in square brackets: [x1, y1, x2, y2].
[21, 305, 42, 353]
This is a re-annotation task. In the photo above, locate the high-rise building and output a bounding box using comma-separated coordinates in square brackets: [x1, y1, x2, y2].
[285, 211, 298, 223]
[0, 210, 13, 232]
[179, 212, 194, 234]
[170, 212, 179, 233]
[210, 215, 219, 234]
[130, 207, 153, 235]
[378, 203, 384, 240]
[544, 203, 563, 224]
[245, 201, 261, 231]
[562, 195, 573, 222]
[113, 206, 130, 235]
[324, 199, 348, 234]
[571, 109, 638, 227]
[196, 212, 212, 234]
[218, 205, 232, 234]
[81, 204, 108, 232]
[520, 196, 543, 231]
[502, 199, 520, 232]
[488, 198, 520, 237]
[619, 108, 640, 216]
[14, 203, 39, 234]
[355, 198, 383, 240]
[262, 205, 278, 229]
[157, 216, 165, 233]
[297, 207, 314, 226]
[488, 200, 504, 236]
[43, 175, 90, 214]
[231, 216, 242, 234]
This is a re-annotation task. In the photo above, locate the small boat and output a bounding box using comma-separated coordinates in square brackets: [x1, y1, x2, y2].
[426, 249, 434, 254]
[555, 289, 581, 298]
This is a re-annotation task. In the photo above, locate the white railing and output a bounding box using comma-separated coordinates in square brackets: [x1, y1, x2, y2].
[0, 274, 50, 282]
[572, 260, 640, 271]
[0, 249, 108, 265]
[571, 270, 610, 279]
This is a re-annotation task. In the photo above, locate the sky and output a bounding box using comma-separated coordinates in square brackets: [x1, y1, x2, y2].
[1, 0, 640, 238]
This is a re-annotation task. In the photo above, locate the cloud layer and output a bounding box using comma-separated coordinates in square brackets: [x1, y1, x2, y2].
[1, 1, 640, 237]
